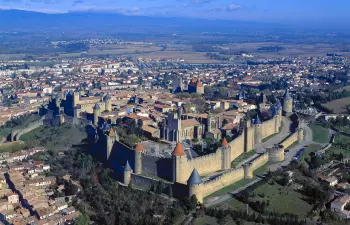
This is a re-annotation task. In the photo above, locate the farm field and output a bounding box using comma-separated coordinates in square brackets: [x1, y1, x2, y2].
[322, 97, 350, 113]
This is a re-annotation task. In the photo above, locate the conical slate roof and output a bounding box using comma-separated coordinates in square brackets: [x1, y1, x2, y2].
[124, 160, 132, 171]
[284, 89, 292, 100]
[93, 103, 100, 110]
[222, 138, 229, 147]
[254, 115, 262, 125]
[187, 168, 203, 185]
[172, 142, 186, 157]
[103, 93, 111, 100]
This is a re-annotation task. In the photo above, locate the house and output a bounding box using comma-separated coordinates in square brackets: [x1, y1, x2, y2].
[331, 195, 350, 219]
[325, 176, 338, 186]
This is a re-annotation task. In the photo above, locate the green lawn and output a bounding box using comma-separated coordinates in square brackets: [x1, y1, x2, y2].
[0, 141, 26, 153]
[310, 123, 329, 143]
[0, 114, 41, 138]
[19, 123, 87, 151]
[250, 183, 312, 217]
[231, 151, 256, 168]
[298, 144, 322, 164]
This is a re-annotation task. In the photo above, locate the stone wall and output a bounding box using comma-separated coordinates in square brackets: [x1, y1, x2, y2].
[202, 167, 244, 196]
[229, 134, 245, 160]
[261, 118, 276, 140]
[131, 174, 171, 191]
[141, 155, 173, 181]
[280, 132, 298, 150]
[13, 120, 44, 141]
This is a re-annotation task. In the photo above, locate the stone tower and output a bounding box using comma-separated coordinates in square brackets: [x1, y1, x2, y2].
[123, 160, 132, 185]
[298, 127, 304, 143]
[221, 138, 231, 170]
[187, 168, 203, 203]
[134, 143, 146, 175]
[243, 163, 253, 179]
[105, 126, 118, 160]
[207, 110, 212, 133]
[104, 93, 112, 112]
[93, 103, 101, 126]
[172, 142, 187, 183]
[73, 91, 80, 108]
[74, 105, 81, 118]
[283, 89, 293, 117]
[254, 115, 262, 144]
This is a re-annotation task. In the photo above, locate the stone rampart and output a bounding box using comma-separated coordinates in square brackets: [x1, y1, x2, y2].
[202, 167, 244, 196]
[261, 118, 276, 140]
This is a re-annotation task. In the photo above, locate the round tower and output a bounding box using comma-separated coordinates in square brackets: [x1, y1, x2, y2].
[93, 103, 101, 126]
[104, 93, 112, 112]
[207, 110, 212, 133]
[221, 138, 231, 170]
[298, 127, 304, 143]
[73, 91, 80, 108]
[134, 143, 146, 174]
[123, 160, 132, 185]
[243, 163, 253, 179]
[172, 142, 187, 183]
[283, 89, 293, 117]
[187, 168, 203, 203]
[254, 115, 262, 144]
[268, 145, 284, 162]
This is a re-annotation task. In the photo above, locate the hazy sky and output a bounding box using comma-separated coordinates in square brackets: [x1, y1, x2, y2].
[0, 0, 348, 24]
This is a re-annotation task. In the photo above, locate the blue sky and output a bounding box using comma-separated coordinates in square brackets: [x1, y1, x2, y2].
[0, 0, 348, 24]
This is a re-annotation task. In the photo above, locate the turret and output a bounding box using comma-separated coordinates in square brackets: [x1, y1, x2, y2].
[207, 110, 212, 132]
[105, 127, 118, 160]
[74, 105, 81, 118]
[187, 168, 203, 203]
[254, 115, 262, 144]
[283, 89, 293, 117]
[73, 91, 80, 108]
[93, 103, 101, 126]
[243, 163, 253, 179]
[134, 143, 146, 174]
[103, 93, 112, 112]
[123, 160, 132, 185]
[221, 138, 231, 170]
[172, 142, 187, 183]
[298, 127, 304, 143]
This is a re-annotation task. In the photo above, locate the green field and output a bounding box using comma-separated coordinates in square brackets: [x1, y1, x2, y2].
[249, 183, 312, 217]
[322, 97, 350, 114]
[310, 123, 329, 143]
[19, 123, 87, 151]
[0, 141, 26, 153]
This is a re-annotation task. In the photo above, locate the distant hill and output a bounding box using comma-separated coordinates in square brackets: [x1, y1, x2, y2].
[0, 9, 278, 33]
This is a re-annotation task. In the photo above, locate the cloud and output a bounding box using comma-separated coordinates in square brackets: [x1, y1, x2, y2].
[213, 4, 242, 12]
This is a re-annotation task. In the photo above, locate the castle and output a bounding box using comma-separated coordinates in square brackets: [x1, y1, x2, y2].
[91, 95, 303, 203]
[46, 89, 300, 203]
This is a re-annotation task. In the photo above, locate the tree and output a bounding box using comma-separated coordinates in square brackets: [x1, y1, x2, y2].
[189, 195, 198, 210]
[74, 213, 90, 225]
[168, 186, 173, 198]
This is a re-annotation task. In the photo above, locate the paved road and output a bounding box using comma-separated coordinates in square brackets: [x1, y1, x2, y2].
[255, 117, 292, 152]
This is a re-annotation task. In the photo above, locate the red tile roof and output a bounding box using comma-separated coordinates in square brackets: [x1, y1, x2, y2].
[172, 142, 186, 157]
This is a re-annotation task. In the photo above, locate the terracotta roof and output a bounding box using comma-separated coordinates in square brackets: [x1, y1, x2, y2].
[135, 143, 146, 152]
[172, 142, 186, 157]
[222, 138, 229, 147]
[181, 119, 200, 128]
[108, 128, 115, 137]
